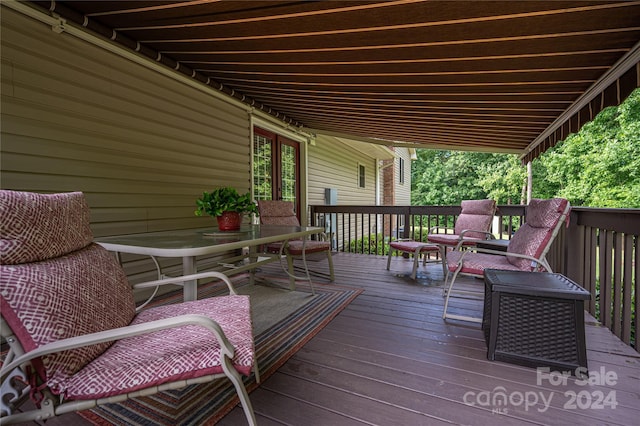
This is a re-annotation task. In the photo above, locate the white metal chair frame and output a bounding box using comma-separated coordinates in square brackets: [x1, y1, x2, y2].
[257, 200, 335, 292]
[0, 271, 258, 426]
[427, 200, 498, 275]
[442, 202, 570, 323]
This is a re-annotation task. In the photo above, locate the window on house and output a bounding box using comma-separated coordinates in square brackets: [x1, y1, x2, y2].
[399, 157, 405, 184]
[358, 164, 366, 188]
[253, 126, 301, 219]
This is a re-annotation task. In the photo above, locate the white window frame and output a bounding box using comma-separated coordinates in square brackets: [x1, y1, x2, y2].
[357, 163, 366, 188]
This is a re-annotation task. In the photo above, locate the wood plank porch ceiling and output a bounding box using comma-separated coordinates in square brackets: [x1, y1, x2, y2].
[38, 1, 640, 159]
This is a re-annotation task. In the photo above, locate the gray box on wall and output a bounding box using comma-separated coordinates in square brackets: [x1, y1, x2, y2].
[324, 188, 337, 250]
[325, 188, 337, 205]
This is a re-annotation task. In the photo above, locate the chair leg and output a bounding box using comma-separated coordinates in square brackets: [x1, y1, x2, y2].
[442, 267, 461, 319]
[439, 246, 448, 276]
[286, 254, 296, 290]
[326, 250, 335, 282]
[386, 246, 394, 270]
[221, 356, 257, 426]
[411, 247, 421, 280]
[297, 251, 316, 295]
[442, 265, 482, 323]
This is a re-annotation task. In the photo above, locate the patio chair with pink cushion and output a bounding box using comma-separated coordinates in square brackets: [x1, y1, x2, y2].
[386, 240, 441, 280]
[442, 198, 571, 323]
[257, 200, 334, 293]
[427, 199, 497, 274]
[0, 190, 257, 425]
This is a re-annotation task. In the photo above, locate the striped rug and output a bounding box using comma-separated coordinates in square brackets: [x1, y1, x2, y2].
[80, 275, 362, 425]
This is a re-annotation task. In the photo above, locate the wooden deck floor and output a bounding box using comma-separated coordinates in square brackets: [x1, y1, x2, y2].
[13, 253, 639, 425]
[219, 252, 640, 426]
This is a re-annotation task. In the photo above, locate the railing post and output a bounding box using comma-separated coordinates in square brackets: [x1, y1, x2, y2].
[565, 210, 584, 284]
[403, 207, 411, 239]
[309, 205, 316, 226]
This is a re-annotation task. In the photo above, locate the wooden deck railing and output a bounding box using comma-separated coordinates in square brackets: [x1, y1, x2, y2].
[309, 204, 639, 352]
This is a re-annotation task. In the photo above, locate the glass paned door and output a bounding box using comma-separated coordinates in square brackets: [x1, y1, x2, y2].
[253, 132, 273, 201]
[280, 141, 297, 203]
[253, 127, 300, 214]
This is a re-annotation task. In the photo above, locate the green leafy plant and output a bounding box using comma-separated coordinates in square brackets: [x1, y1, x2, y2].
[194, 187, 259, 218]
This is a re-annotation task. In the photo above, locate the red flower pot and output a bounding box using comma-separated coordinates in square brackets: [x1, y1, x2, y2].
[217, 211, 242, 231]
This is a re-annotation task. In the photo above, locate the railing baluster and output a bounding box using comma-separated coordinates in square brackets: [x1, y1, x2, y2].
[600, 230, 612, 328]
[613, 233, 623, 338]
[587, 226, 598, 314]
[634, 236, 639, 351]
[622, 235, 633, 345]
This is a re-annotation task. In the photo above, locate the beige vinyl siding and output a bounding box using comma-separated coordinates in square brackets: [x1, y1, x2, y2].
[394, 148, 412, 205]
[1, 8, 252, 286]
[308, 134, 378, 250]
[307, 135, 376, 206]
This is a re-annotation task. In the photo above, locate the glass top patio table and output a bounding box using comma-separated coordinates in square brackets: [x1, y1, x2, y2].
[95, 225, 324, 301]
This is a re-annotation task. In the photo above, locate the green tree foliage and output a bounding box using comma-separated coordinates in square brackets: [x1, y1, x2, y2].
[411, 88, 639, 208]
[534, 88, 640, 207]
[411, 150, 524, 205]
[477, 154, 526, 204]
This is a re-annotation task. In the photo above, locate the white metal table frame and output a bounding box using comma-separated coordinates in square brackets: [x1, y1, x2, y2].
[95, 225, 324, 301]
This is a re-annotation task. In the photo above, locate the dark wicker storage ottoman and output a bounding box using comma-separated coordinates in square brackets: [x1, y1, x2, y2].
[482, 269, 590, 374]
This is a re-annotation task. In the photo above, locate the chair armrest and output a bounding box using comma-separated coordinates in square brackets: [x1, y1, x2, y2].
[458, 229, 495, 239]
[132, 271, 237, 294]
[457, 248, 552, 272]
[0, 314, 235, 382]
[450, 230, 494, 250]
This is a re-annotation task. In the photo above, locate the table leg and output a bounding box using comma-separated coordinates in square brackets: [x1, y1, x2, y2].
[248, 245, 258, 285]
[298, 238, 314, 295]
[183, 256, 197, 301]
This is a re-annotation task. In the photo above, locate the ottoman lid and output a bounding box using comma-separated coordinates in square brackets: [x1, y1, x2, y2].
[484, 269, 590, 300]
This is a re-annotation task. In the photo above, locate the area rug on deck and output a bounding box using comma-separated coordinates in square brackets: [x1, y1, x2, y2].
[79, 276, 362, 426]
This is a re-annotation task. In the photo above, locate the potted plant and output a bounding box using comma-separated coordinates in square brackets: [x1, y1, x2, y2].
[194, 187, 259, 231]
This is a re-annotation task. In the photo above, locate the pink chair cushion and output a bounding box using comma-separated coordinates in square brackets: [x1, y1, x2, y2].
[453, 199, 496, 239]
[0, 244, 137, 386]
[54, 295, 254, 400]
[427, 199, 495, 244]
[447, 198, 569, 273]
[524, 198, 570, 228]
[257, 200, 300, 226]
[460, 199, 496, 215]
[1, 190, 137, 391]
[264, 240, 330, 255]
[389, 241, 439, 253]
[286, 240, 331, 255]
[426, 234, 480, 246]
[505, 224, 551, 269]
[0, 191, 93, 265]
[1, 190, 255, 403]
[447, 250, 523, 275]
[258, 200, 328, 255]
[506, 198, 569, 269]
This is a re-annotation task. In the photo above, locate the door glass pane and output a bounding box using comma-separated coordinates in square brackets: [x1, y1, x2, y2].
[253, 134, 272, 201]
[281, 143, 297, 204]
